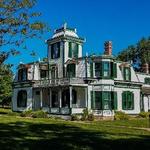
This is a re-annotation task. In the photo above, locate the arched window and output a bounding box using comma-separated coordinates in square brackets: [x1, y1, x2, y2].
[17, 90, 27, 107]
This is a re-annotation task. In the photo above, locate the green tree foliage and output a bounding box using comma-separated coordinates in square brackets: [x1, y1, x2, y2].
[117, 37, 150, 71]
[0, 0, 48, 64]
[0, 64, 12, 105]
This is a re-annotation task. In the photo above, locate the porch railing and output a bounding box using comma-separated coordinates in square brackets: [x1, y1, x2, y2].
[33, 77, 85, 87]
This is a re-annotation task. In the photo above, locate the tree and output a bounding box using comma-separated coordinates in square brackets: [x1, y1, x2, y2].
[117, 37, 150, 71]
[0, 0, 48, 64]
[0, 64, 12, 107]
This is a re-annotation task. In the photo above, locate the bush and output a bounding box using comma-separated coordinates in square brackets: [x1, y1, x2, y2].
[88, 113, 94, 121]
[138, 112, 150, 118]
[20, 110, 48, 118]
[71, 114, 80, 121]
[20, 110, 33, 117]
[81, 108, 89, 121]
[114, 111, 130, 120]
[31, 110, 48, 118]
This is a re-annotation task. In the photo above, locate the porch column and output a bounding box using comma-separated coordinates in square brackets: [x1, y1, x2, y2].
[85, 87, 88, 108]
[69, 86, 72, 108]
[40, 88, 43, 108]
[49, 88, 52, 108]
[59, 88, 62, 108]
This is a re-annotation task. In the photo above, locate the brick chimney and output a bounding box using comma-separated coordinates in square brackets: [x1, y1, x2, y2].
[104, 41, 112, 55]
[142, 63, 149, 74]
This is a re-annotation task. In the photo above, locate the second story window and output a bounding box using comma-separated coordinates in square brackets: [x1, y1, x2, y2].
[68, 42, 79, 58]
[51, 42, 60, 59]
[145, 77, 150, 84]
[103, 61, 110, 77]
[40, 70, 48, 79]
[95, 63, 101, 77]
[123, 67, 131, 81]
[18, 68, 27, 81]
[67, 64, 76, 78]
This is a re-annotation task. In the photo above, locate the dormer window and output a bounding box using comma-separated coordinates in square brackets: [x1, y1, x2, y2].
[103, 62, 110, 77]
[123, 67, 131, 81]
[51, 42, 60, 59]
[18, 68, 27, 81]
[120, 63, 131, 81]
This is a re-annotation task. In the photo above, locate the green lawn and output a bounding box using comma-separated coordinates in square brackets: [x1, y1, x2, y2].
[0, 108, 150, 150]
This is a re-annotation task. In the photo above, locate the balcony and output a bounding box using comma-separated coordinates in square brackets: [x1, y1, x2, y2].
[33, 78, 85, 87]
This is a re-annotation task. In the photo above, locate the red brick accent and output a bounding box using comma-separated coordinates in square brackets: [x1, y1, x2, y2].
[104, 41, 112, 55]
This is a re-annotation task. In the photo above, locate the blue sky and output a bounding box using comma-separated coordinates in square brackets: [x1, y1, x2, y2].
[7, 0, 150, 72]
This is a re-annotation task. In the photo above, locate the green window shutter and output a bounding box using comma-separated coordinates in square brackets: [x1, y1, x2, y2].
[111, 92, 117, 110]
[129, 68, 131, 81]
[113, 63, 117, 78]
[113, 92, 117, 110]
[111, 62, 113, 77]
[99, 91, 102, 110]
[68, 42, 72, 58]
[90, 62, 93, 78]
[91, 91, 95, 109]
[131, 92, 134, 110]
[122, 92, 126, 110]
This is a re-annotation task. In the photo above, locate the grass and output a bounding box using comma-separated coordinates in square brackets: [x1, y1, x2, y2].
[0, 108, 150, 150]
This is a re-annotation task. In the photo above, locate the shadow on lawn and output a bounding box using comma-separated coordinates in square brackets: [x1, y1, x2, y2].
[0, 121, 150, 150]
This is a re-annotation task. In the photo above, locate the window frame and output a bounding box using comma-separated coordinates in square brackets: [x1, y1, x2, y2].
[122, 91, 134, 110]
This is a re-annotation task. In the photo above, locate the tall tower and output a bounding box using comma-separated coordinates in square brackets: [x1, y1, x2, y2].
[46, 24, 85, 78]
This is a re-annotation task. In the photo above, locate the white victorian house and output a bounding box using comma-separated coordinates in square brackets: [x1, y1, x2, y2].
[12, 24, 150, 117]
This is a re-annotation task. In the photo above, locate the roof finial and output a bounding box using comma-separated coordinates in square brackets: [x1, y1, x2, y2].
[64, 22, 67, 29]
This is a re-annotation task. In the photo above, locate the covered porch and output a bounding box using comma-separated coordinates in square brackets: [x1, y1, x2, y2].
[33, 85, 88, 115]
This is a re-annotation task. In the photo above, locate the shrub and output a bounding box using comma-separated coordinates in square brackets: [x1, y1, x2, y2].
[81, 108, 89, 121]
[138, 112, 150, 118]
[31, 110, 48, 118]
[88, 113, 94, 121]
[71, 114, 80, 121]
[20, 110, 48, 118]
[114, 111, 130, 120]
[20, 110, 33, 117]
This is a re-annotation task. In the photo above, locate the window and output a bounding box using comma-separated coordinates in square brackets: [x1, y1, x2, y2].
[91, 91, 102, 109]
[145, 77, 150, 84]
[40, 70, 48, 79]
[67, 64, 76, 78]
[51, 42, 60, 59]
[68, 42, 79, 58]
[123, 67, 131, 81]
[72, 89, 77, 104]
[122, 91, 134, 110]
[103, 62, 110, 77]
[95, 63, 101, 77]
[17, 90, 27, 107]
[91, 91, 117, 110]
[18, 68, 27, 81]
[51, 66, 58, 79]
[52, 91, 59, 107]
[103, 92, 111, 109]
